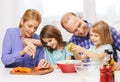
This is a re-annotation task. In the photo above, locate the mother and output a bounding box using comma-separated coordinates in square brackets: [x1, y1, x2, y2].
[1, 9, 50, 68]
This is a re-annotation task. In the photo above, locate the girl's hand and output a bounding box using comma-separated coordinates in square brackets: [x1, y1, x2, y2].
[68, 43, 80, 53]
[37, 59, 51, 69]
[51, 65, 59, 69]
[71, 45, 82, 53]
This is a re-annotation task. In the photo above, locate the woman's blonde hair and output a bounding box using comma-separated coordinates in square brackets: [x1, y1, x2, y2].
[90, 20, 113, 45]
[19, 9, 42, 28]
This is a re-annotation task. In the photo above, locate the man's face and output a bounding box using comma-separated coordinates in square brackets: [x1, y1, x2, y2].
[61, 14, 89, 37]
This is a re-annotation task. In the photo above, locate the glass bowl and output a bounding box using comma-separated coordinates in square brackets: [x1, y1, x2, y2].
[74, 60, 103, 75]
[74, 59, 102, 82]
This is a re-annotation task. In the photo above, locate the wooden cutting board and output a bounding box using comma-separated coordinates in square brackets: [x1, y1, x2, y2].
[10, 67, 54, 75]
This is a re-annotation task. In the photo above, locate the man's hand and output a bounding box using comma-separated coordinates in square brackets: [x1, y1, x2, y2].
[115, 61, 120, 70]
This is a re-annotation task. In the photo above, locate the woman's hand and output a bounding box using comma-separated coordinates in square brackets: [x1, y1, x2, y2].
[20, 43, 36, 58]
[37, 59, 51, 69]
[23, 45, 36, 58]
[22, 38, 37, 58]
[115, 61, 120, 70]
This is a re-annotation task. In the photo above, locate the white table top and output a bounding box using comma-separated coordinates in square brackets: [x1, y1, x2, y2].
[0, 66, 119, 82]
[0, 67, 100, 82]
[115, 71, 120, 82]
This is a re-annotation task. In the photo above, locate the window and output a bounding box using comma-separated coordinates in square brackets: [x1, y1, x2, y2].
[96, 0, 120, 29]
[41, 0, 83, 41]
[42, 0, 83, 17]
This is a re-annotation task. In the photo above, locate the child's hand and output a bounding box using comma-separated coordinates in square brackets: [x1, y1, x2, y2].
[37, 59, 50, 69]
[68, 43, 79, 53]
[68, 43, 75, 51]
[68, 43, 84, 54]
[72, 45, 81, 53]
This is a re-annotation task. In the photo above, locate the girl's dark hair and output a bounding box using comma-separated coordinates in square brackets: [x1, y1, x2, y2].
[40, 25, 67, 53]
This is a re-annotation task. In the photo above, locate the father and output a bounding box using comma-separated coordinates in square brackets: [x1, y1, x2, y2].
[61, 12, 120, 70]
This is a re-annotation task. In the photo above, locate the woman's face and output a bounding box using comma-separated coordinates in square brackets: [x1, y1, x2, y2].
[42, 38, 58, 49]
[20, 20, 39, 38]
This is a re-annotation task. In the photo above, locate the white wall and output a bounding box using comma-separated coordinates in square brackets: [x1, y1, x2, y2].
[0, 0, 24, 67]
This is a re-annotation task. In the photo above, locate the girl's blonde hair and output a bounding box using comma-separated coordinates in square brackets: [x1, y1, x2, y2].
[90, 20, 113, 45]
[19, 9, 42, 28]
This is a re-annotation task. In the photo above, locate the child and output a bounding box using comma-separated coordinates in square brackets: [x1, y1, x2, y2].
[24, 25, 73, 68]
[69, 20, 113, 62]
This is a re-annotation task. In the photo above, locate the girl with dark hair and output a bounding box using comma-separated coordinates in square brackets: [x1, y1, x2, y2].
[24, 25, 73, 68]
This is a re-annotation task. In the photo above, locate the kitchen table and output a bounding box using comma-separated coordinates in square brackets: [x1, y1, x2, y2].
[0, 67, 119, 82]
[0, 67, 99, 82]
